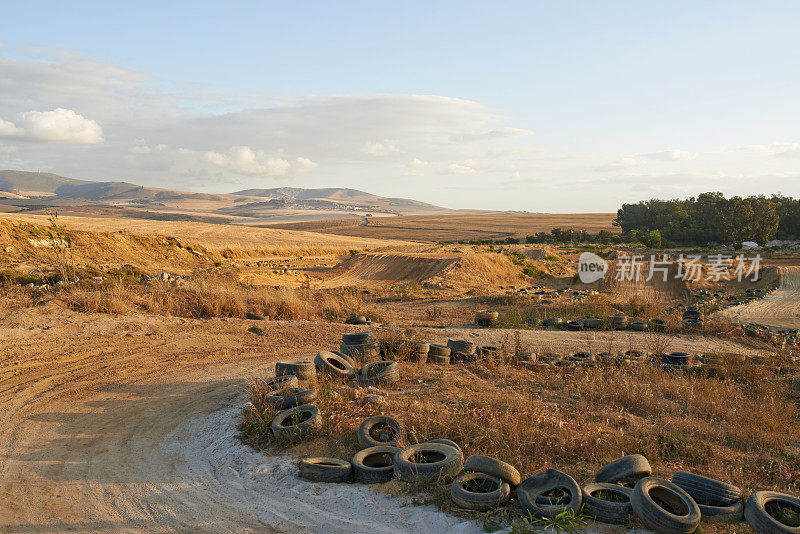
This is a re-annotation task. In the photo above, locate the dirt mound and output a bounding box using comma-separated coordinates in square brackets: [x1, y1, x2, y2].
[601, 258, 689, 300]
[322, 253, 459, 288]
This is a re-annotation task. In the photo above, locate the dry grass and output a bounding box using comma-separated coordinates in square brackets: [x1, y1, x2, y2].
[261, 356, 799, 511]
[3, 271, 383, 322]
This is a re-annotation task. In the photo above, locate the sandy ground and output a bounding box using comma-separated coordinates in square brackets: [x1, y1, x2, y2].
[722, 266, 800, 329]
[0, 305, 775, 532]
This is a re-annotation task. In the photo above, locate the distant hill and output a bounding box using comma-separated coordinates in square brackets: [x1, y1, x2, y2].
[0, 170, 450, 217]
[0, 170, 89, 195]
[231, 187, 445, 213]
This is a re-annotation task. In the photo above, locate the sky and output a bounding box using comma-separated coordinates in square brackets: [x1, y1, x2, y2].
[0, 1, 798, 212]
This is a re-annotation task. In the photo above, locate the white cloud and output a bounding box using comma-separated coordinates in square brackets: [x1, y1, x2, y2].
[0, 108, 103, 143]
[595, 157, 640, 171]
[640, 149, 696, 161]
[408, 157, 429, 168]
[361, 140, 400, 156]
[451, 127, 533, 142]
[404, 169, 425, 177]
[203, 146, 317, 176]
[441, 163, 476, 175]
[742, 142, 800, 158]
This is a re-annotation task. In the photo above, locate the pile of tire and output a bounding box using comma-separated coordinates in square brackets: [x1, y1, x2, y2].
[406, 341, 429, 363]
[339, 332, 381, 364]
[428, 343, 451, 364]
[682, 309, 703, 328]
[475, 310, 499, 327]
[263, 371, 322, 444]
[447, 339, 477, 363]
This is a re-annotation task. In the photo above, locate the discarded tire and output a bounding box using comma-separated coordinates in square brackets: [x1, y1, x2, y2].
[343, 332, 373, 345]
[451, 472, 510, 511]
[476, 310, 499, 327]
[566, 320, 583, 331]
[429, 353, 451, 364]
[463, 454, 521, 486]
[452, 352, 478, 364]
[541, 317, 563, 328]
[265, 387, 318, 409]
[745, 491, 800, 534]
[263, 374, 299, 391]
[650, 318, 667, 332]
[428, 344, 451, 357]
[582, 482, 633, 524]
[357, 415, 406, 448]
[298, 457, 352, 483]
[345, 314, 369, 325]
[672, 471, 741, 507]
[631, 321, 648, 331]
[339, 341, 381, 363]
[409, 352, 428, 363]
[352, 445, 401, 484]
[275, 361, 316, 380]
[271, 404, 321, 443]
[394, 442, 464, 483]
[427, 438, 462, 457]
[663, 352, 691, 366]
[447, 339, 476, 355]
[583, 318, 604, 329]
[698, 501, 743, 523]
[518, 468, 583, 518]
[609, 315, 628, 330]
[314, 351, 356, 380]
[631, 477, 701, 534]
[412, 342, 430, 354]
[332, 349, 355, 368]
[595, 454, 652, 485]
[357, 361, 400, 386]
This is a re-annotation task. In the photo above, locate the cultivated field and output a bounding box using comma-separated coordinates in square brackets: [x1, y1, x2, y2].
[268, 212, 616, 242]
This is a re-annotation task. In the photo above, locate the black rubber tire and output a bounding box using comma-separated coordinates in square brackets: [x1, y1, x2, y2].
[413, 342, 430, 354]
[698, 501, 744, 523]
[447, 339, 476, 355]
[463, 454, 521, 486]
[343, 332, 373, 345]
[245, 312, 268, 321]
[271, 404, 321, 443]
[565, 320, 583, 331]
[409, 352, 428, 363]
[631, 477, 701, 534]
[478, 346, 500, 359]
[672, 471, 741, 507]
[582, 482, 633, 524]
[428, 344, 451, 357]
[338, 341, 381, 363]
[631, 321, 648, 332]
[541, 317, 563, 328]
[275, 361, 316, 380]
[517, 468, 583, 518]
[265, 387, 318, 410]
[427, 438, 463, 457]
[650, 318, 667, 332]
[745, 491, 800, 534]
[352, 445, 401, 484]
[452, 352, 478, 364]
[298, 457, 352, 483]
[595, 454, 652, 485]
[345, 314, 368, 325]
[394, 442, 464, 483]
[583, 318, 604, 329]
[451, 472, 510, 511]
[357, 415, 406, 448]
[663, 352, 691, 366]
[331, 350, 355, 368]
[429, 353, 451, 364]
[263, 374, 299, 391]
[314, 351, 356, 380]
[357, 361, 400, 386]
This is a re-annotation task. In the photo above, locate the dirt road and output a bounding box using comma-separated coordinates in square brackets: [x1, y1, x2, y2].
[0, 305, 772, 532]
[722, 266, 800, 329]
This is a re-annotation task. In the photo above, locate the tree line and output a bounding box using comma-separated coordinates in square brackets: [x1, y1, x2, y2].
[614, 192, 799, 246]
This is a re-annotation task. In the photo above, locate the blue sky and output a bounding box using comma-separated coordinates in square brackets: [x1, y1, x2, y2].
[1, 1, 799, 211]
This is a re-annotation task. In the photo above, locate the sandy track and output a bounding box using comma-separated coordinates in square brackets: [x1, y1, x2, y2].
[722, 266, 800, 329]
[0, 306, 771, 532]
[322, 254, 459, 288]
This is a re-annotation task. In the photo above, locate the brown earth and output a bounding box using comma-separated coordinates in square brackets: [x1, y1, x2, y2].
[722, 266, 800, 329]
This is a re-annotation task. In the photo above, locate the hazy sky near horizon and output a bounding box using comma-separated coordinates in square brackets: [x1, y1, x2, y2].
[0, 1, 798, 211]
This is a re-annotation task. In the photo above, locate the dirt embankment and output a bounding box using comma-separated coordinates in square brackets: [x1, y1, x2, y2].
[722, 266, 800, 328]
[321, 253, 460, 288]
